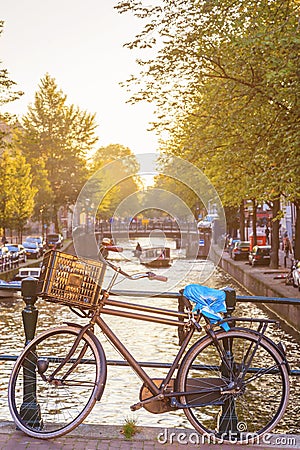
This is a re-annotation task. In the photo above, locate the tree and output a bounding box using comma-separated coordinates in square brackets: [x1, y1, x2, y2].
[90, 144, 141, 220]
[116, 0, 300, 267]
[116, 0, 299, 129]
[0, 150, 36, 239]
[0, 21, 23, 154]
[8, 150, 36, 240]
[0, 21, 23, 107]
[19, 74, 98, 231]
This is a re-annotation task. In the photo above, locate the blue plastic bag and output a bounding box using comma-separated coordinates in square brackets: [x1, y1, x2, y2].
[183, 284, 230, 331]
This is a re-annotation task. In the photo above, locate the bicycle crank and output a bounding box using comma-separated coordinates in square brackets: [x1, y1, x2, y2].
[131, 379, 175, 413]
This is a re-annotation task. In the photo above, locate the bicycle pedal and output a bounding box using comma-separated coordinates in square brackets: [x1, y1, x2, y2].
[130, 402, 142, 411]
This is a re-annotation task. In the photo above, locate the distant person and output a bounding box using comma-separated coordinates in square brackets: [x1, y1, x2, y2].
[265, 226, 270, 244]
[283, 233, 293, 267]
[98, 238, 123, 261]
[98, 238, 111, 260]
[134, 242, 142, 257]
[159, 249, 166, 259]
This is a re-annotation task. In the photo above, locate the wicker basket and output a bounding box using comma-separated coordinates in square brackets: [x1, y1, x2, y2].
[37, 250, 106, 309]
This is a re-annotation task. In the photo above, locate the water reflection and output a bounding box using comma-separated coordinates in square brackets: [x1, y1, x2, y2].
[0, 240, 299, 433]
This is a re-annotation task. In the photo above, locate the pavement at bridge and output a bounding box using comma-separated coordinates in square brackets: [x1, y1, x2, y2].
[0, 422, 299, 450]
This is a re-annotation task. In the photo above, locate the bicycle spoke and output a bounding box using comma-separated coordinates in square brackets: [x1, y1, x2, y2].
[243, 362, 283, 384]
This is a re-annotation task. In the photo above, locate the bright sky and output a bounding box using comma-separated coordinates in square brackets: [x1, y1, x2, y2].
[1, 0, 159, 155]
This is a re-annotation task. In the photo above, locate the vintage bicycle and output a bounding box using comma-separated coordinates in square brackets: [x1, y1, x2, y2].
[8, 250, 290, 441]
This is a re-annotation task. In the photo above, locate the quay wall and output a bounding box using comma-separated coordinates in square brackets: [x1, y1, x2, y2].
[210, 246, 300, 336]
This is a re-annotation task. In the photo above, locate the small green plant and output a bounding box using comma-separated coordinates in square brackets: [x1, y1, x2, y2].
[121, 417, 139, 440]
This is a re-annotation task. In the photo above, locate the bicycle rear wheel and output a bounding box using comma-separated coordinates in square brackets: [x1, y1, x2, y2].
[8, 325, 107, 439]
[177, 329, 289, 443]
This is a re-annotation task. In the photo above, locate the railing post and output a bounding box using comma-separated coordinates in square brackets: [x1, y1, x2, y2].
[20, 277, 41, 427]
[21, 277, 39, 345]
[218, 288, 239, 438]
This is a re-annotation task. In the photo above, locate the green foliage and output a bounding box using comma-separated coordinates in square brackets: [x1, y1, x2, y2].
[116, 0, 299, 206]
[0, 149, 36, 234]
[121, 417, 139, 440]
[0, 21, 23, 106]
[90, 144, 141, 219]
[19, 74, 98, 229]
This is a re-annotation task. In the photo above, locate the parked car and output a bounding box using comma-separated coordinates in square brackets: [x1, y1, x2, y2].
[22, 241, 42, 259]
[0, 246, 12, 270]
[25, 236, 46, 253]
[46, 233, 63, 249]
[248, 245, 271, 266]
[289, 260, 300, 291]
[197, 214, 219, 229]
[231, 241, 250, 260]
[6, 244, 27, 264]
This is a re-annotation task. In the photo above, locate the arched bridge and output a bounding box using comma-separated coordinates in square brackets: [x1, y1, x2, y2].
[95, 221, 197, 240]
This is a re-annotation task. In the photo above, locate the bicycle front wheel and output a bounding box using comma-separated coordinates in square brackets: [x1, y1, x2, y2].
[8, 325, 107, 439]
[177, 329, 289, 443]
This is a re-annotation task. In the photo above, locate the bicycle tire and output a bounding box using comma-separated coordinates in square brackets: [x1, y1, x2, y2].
[8, 325, 107, 439]
[176, 328, 289, 443]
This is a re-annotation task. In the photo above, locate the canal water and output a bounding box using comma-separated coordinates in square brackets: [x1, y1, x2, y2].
[0, 238, 299, 433]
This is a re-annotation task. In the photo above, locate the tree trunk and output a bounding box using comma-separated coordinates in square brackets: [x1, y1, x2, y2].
[53, 206, 60, 233]
[294, 201, 300, 260]
[252, 199, 257, 246]
[270, 198, 280, 269]
[239, 201, 245, 241]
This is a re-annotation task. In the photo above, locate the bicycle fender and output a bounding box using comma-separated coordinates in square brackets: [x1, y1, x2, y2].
[64, 322, 108, 400]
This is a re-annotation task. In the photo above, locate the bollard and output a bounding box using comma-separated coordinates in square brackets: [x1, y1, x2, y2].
[223, 287, 236, 316]
[21, 277, 39, 344]
[20, 277, 41, 428]
[218, 288, 239, 437]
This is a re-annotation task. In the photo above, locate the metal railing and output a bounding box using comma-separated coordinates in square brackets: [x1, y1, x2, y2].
[0, 278, 299, 376]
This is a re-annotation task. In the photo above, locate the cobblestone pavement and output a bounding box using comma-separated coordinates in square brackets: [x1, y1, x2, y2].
[0, 422, 299, 450]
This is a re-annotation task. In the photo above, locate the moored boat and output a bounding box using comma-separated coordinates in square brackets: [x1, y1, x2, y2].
[13, 267, 41, 281]
[0, 267, 41, 298]
[0, 279, 21, 298]
[139, 247, 171, 268]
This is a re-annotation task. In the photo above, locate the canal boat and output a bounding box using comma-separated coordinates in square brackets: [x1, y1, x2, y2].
[139, 247, 172, 268]
[0, 279, 21, 298]
[133, 249, 142, 258]
[13, 267, 41, 281]
[0, 267, 41, 298]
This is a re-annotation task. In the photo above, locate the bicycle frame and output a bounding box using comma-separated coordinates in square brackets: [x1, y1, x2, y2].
[90, 293, 198, 404]
[68, 282, 281, 411]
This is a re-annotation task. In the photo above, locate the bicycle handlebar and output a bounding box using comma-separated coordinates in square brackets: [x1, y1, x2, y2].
[147, 272, 168, 282]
